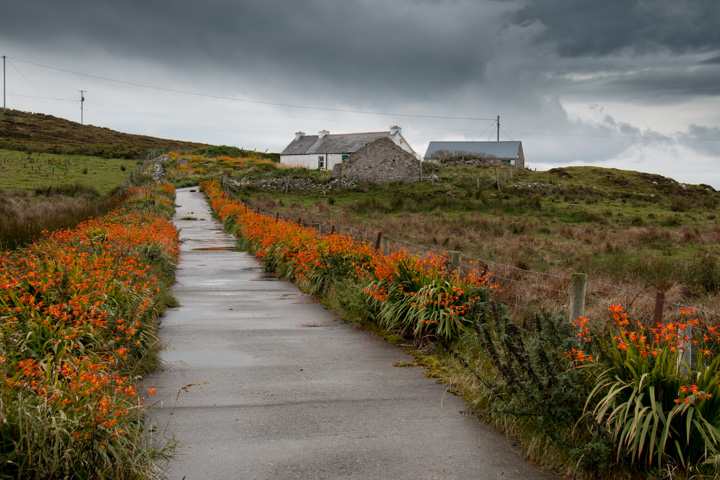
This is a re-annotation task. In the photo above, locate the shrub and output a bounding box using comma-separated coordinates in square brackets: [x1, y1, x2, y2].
[465, 308, 611, 470]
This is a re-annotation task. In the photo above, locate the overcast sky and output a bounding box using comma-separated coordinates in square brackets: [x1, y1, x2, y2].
[2, 0, 720, 186]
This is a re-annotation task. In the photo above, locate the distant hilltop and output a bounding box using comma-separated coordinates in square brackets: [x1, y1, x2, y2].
[0, 109, 208, 158]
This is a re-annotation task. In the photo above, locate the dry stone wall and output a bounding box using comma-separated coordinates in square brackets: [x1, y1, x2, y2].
[229, 177, 357, 193]
[426, 156, 513, 168]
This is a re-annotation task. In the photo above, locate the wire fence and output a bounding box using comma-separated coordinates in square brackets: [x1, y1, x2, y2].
[220, 176, 720, 330]
[120, 150, 165, 190]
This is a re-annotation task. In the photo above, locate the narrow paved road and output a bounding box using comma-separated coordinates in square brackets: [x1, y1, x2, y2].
[148, 187, 560, 479]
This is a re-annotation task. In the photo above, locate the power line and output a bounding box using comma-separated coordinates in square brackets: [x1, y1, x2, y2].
[506, 130, 718, 142]
[7, 56, 496, 122]
[7, 93, 76, 102]
[473, 121, 498, 140]
[7, 59, 68, 101]
[85, 90, 497, 134]
[499, 125, 514, 141]
[6, 55, 717, 143]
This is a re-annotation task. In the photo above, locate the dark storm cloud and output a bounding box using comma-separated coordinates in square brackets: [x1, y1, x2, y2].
[614, 67, 720, 98]
[546, 59, 720, 102]
[514, 0, 720, 57]
[1, 0, 517, 103]
[6, 0, 718, 108]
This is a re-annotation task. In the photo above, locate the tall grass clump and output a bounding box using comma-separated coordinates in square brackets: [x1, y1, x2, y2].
[0, 186, 122, 251]
[0, 181, 179, 479]
[579, 306, 720, 475]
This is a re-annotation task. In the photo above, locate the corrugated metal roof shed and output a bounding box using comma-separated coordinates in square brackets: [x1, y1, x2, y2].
[424, 141, 521, 160]
[282, 132, 392, 155]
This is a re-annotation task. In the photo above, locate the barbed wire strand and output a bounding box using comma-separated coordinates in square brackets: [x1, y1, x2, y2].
[218, 183, 720, 320]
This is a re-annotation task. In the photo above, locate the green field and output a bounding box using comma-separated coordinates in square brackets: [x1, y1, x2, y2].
[0, 149, 139, 194]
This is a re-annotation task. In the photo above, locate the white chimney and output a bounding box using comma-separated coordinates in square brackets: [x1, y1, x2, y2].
[295, 131, 305, 140]
[318, 129, 330, 139]
[390, 125, 401, 136]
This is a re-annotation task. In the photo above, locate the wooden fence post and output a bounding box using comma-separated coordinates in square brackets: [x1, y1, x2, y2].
[450, 251, 461, 275]
[569, 273, 587, 322]
[678, 325, 692, 377]
[382, 237, 390, 257]
[374, 232, 382, 251]
[653, 291, 665, 327]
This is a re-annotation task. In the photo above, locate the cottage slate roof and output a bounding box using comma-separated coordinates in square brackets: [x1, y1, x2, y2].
[424, 141, 522, 160]
[281, 132, 393, 155]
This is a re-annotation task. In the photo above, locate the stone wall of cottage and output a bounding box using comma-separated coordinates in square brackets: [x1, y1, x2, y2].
[426, 144, 525, 169]
[425, 156, 517, 168]
[332, 137, 421, 184]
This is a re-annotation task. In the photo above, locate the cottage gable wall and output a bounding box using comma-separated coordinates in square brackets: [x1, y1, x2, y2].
[333, 137, 421, 184]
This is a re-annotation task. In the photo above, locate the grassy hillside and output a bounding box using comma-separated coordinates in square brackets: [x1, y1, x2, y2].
[0, 109, 208, 158]
[201, 162, 720, 317]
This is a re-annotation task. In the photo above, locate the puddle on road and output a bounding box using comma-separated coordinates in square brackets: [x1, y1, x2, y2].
[251, 272, 278, 281]
[164, 349, 256, 367]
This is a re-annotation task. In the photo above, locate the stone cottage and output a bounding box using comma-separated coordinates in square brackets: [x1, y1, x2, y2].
[424, 141, 525, 168]
[332, 137, 421, 184]
[280, 126, 416, 171]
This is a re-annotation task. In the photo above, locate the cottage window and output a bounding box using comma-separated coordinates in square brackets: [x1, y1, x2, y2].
[341, 154, 349, 161]
[318, 156, 325, 169]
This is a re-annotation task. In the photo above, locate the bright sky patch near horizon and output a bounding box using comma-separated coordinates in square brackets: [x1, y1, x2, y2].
[2, 0, 719, 186]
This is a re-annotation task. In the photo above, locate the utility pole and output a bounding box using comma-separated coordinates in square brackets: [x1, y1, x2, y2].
[2, 56, 6, 115]
[496, 115, 500, 142]
[79, 90, 85, 124]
